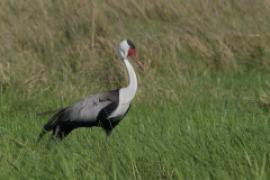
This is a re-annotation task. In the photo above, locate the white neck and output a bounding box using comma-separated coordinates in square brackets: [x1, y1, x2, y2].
[108, 58, 137, 119]
[122, 58, 137, 102]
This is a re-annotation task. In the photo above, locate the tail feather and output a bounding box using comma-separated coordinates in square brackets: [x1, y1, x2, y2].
[37, 108, 66, 141]
[37, 129, 48, 142]
[43, 108, 66, 131]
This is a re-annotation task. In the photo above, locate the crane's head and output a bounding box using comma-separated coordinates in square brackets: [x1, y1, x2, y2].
[118, 39, 144, 70]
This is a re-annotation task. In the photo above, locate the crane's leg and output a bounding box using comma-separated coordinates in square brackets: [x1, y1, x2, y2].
[52, 125, 73, 140]
[52, 125, 61, 138]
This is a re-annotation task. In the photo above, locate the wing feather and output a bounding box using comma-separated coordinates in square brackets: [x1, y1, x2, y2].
[66, 89, 119, 123]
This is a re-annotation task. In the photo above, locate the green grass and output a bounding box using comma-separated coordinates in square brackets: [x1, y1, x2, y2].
[1, 70, 270, 179]
[1, 0, 270, 179]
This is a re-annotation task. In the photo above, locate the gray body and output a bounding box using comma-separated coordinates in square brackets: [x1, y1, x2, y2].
[38, 89, 129, 140]
[67, 90, 118, 123]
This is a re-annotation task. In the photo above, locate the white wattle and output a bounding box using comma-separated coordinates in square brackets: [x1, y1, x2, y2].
[108, 58, 137, 118]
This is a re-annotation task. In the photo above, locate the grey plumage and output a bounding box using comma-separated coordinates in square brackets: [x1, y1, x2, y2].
[38, 89, 120, 140]
[38, 39, 140, 141]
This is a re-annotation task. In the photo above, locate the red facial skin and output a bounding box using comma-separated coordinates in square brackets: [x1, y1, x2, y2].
[128, 48, 144, 71]
[128, 48, 136, 58]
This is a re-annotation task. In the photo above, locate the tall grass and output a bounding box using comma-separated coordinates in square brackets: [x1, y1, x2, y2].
[1, 0, 270, 95]
[0, 0, 270, 179]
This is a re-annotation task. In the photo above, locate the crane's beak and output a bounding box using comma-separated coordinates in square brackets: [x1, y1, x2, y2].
[129, 48, 144, 71]
[135, 59, 144, 71]
[133, 52, 144, 71]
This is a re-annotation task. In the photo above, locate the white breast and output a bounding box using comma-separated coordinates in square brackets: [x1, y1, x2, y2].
[109, 102, 130, 119]
[108, 88, 131, 118]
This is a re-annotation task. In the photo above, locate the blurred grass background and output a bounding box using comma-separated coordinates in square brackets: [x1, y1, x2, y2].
[0, 0, 270, 179]
[1, 0, 270, 97]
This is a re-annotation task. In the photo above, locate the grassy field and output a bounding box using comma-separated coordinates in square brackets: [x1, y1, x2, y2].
[1, 0, 270, 179]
